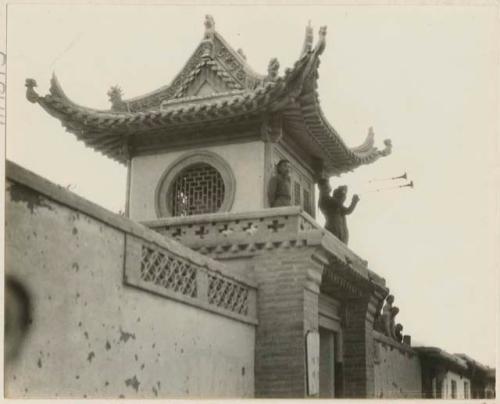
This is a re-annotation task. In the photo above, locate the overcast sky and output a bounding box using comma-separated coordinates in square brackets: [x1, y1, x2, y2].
[6, 3, 498, 367]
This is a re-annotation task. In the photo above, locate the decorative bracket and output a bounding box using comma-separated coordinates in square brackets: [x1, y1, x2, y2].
[260, 113, 283, 143]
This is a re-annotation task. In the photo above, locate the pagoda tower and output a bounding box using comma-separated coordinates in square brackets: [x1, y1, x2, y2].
[26, 16, 393, 398]
[26, 16, 390, 223]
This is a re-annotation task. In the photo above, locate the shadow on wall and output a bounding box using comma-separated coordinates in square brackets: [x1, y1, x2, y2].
[5, 275, 32, 364]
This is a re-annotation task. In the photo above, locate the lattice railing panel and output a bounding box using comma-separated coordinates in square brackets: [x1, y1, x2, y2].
[140, 246, 197, 298]
[208, 275, 249, 315]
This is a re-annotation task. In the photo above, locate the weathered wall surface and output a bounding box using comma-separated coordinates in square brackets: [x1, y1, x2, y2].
[441, 371, 470, 399]
[373, 334, 422, 398]
[129, 141, 265, 221]
[5, 162, 256, 399]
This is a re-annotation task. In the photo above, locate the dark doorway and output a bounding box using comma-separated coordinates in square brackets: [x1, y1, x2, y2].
[319, 327, 336, 398]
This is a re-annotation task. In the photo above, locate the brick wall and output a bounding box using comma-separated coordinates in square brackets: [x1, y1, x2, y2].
[373, 336, 422, 398]
[342, 297, 376, 397]
[252, 250, 324, 398]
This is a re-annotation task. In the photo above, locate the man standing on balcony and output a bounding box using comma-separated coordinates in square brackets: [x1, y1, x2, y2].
[318, 178, 359, 245]
[268, 159, 292, 207]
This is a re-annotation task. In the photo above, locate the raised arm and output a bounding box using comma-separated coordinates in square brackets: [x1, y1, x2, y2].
[342, 194, 360, 215]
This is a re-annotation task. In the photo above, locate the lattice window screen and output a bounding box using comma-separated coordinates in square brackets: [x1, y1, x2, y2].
[171, 163, 225, 216]
[140, 246, 197, 298]
[303, 188, 312, 215]
[293, 181, 301, 206]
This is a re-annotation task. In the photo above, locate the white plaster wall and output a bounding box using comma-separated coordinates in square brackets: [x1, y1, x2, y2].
[373, 341, 422, 398]
[129, 141, 266, 221]
[5, 179, 255, 398]
[442, 371, 471, 399]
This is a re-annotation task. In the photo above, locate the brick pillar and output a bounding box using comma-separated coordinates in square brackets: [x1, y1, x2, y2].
[253, 249, 325, 398]
[342, 294, 380, 398]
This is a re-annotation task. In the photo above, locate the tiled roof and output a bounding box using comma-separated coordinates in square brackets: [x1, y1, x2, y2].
[415, 347, 469, 371]
[25, 20, 391, 174]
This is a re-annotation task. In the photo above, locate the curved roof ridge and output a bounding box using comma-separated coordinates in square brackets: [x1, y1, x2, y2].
[25, 20, 392, 174]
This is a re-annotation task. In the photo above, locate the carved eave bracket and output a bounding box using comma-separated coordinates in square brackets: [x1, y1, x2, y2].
[260, 113, 283, 143]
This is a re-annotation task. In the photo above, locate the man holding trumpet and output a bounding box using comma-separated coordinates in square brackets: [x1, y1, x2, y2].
[318, 178, 360, 246]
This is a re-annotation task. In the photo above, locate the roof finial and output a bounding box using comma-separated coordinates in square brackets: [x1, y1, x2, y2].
[107, 85, 128, 112]
[266, 58, 280, 81]
[25, 78, 39, 103]
[301, 21, 314, 56]
[237, 48, 247, 60]
[204, 15, 215, 39]
[315, 26, 327, 55]
[379, 139, 393, 157]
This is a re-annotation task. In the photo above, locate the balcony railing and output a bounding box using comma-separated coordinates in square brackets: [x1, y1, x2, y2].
[142, 206, 321, 247]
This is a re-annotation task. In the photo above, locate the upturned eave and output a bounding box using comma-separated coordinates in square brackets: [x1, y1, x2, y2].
[25, 21, 392, 174]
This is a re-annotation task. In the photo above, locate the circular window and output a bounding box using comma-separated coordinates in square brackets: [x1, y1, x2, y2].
[155, 151, 236, 218]
[170, 163, 225, 216]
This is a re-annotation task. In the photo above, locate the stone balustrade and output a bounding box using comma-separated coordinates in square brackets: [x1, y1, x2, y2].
[125, 234, 258, 325]
[142, 206, 321, 248]
[142, 207, 385, 289]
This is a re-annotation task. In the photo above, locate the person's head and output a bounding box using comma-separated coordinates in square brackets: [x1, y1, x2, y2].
[333, 185, 348, 203]
[386, 294, 394, 304]
[318, 178, 331, 193]
[276, 159, 290, 176]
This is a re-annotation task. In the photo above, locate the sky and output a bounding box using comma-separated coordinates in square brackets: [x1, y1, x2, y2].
[5, 3, 499, 367]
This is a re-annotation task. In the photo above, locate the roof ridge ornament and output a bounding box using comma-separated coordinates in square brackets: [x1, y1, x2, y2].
[301, 21, 314, 57]
[25, 78, 39, 103]
[266, 58, 280, 82]
[108, 85, 129, 112]
[379, 139, 392, 157]
[201, 15, 216, 59]
[204, 15, 216, 40]
[314, 26, 327, 55]
[236, 48, 246, 60]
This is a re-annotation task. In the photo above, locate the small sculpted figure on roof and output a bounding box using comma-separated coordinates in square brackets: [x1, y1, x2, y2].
[204, 15, 215, 40]
[380, 294, 394, 338]
[267, 58, 280, 81]
[107, 86, 128, 112]
[390, 307, 400, 340]
[395, 323, 404, 343]
[318, 179, 359, 245]
[268, 159, 292, 208]
[379, 294, 402, 341]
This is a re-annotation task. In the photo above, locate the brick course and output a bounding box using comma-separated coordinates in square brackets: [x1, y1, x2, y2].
[252, 250, 324, 398]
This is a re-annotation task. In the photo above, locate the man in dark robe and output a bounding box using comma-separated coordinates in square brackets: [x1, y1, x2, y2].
[318, 179, 359, 245]
[268, 159, 292, 207]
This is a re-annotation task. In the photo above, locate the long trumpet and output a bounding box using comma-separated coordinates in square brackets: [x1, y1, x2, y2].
[359, 181, 414, 195]
[368, 172, 407, 183]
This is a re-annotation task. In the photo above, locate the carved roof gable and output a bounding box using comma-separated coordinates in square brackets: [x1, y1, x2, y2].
[125, 17, 265, 112]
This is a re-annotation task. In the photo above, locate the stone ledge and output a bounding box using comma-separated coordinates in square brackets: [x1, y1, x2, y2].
[373, 330, 416, 356]
[143, 206, 316, 226]
[6, 159, 256, 290]
[143, 207, 387, 289]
